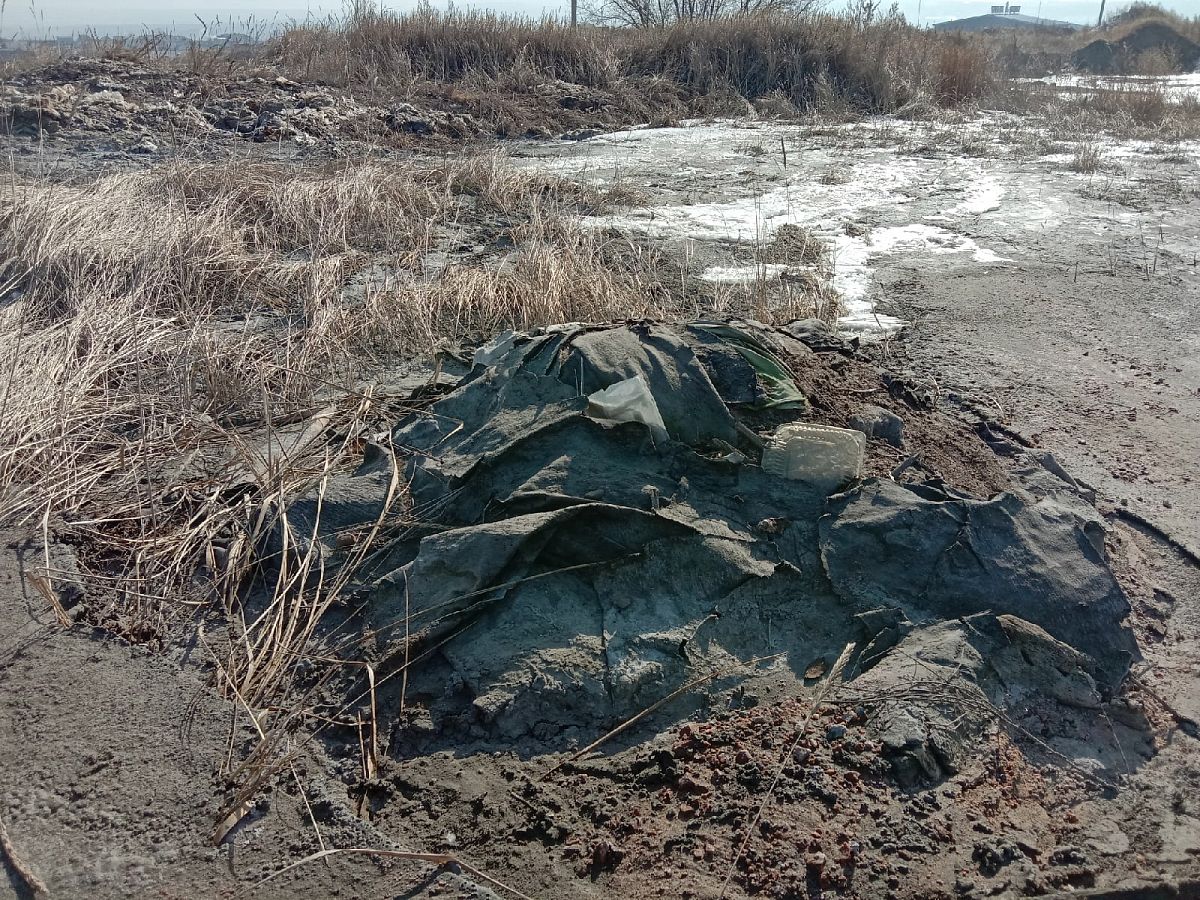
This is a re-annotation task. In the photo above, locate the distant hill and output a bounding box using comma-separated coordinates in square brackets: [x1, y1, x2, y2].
[933, 12, 1083, 32]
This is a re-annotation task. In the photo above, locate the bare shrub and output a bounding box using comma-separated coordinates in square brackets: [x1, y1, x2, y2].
[583, 0, 823, 29]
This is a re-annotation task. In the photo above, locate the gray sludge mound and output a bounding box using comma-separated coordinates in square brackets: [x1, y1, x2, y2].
[317, 322, 1139, 780]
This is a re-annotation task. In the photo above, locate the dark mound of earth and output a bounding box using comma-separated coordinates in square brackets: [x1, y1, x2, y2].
[1073, 21, 1200, 74]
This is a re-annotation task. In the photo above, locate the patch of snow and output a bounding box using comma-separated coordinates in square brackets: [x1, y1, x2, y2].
[700, 264, 787, 283]
[867, 224, 1010, 262]
[831, 225, 1010, 331]
[1023, 73, 1200, 104]
[947, 173, 1004, 216]
[600, 160, 920, 243]
[974, 247, 1010, 264]
[519, 120, 1029, 337]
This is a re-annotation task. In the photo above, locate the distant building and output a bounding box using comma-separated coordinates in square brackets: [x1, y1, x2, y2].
[934, 4, 1082, 31]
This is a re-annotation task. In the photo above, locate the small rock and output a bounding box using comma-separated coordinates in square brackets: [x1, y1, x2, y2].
[1049, 845, 1088, 866]
[591, 839, 623, 869]
[849, 405, 905, 448]
[826, 724, 847, 742]
[130, 138, 158, 154]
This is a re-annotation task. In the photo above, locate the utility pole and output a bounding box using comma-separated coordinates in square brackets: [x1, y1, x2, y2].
[1097, 0, 1105, 27]
[572, 0, 578, 26]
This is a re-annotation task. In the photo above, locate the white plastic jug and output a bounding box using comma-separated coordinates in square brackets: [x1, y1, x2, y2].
[762, 423, 865, 494]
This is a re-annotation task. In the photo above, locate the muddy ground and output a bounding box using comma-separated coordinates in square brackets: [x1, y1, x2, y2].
[3, 69, 1200, 900]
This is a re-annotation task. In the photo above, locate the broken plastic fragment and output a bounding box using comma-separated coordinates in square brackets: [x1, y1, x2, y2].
[472, 330, 520, 368]
[586, 374, 669, 442]
[761, 423, 865, 494]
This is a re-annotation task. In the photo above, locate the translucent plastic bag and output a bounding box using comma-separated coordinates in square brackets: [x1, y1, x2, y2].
[586, 375, 669, 442]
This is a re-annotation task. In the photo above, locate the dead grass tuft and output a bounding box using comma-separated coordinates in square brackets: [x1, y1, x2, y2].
[764, 224, 828, 266]
[1069, 142, 1103, 173]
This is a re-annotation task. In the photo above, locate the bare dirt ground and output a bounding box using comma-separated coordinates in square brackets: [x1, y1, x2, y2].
[3, 77, 1200, 900]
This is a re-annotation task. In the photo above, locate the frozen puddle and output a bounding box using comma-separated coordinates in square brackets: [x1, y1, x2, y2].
[517, 120, 1023, 334]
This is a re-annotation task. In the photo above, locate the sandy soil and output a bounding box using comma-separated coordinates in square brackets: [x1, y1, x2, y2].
[4, 105, 1200, 899]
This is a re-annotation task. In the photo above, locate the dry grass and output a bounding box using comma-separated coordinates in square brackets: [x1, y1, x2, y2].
[1061, 88, 1200, 141]
[1069, 141, 1103, 173]
[276, 8, 619, 88]
[268, 3, 1200, 123]
[994, 79, 1200, 144]
[272, 9, 996, 114]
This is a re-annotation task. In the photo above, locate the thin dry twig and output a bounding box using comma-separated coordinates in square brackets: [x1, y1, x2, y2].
[25, 572, 70, 629]
[0, 813, 49, 897]
[247, 846, 538, 900]
[539, 652, 787, 782]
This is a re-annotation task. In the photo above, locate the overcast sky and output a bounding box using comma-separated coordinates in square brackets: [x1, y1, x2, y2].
[5, 0, 1198, 36]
